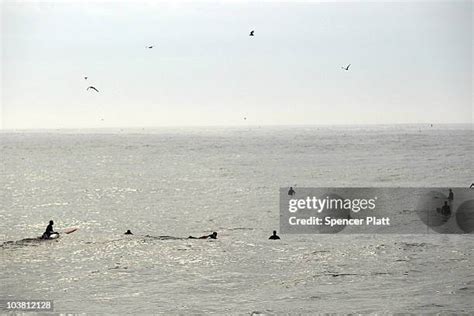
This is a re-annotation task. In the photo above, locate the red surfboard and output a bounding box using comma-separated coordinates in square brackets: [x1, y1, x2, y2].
[63, 227, 78, 234]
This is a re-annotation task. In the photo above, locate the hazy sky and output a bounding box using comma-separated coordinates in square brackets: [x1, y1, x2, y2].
[1, 0, 472, 128]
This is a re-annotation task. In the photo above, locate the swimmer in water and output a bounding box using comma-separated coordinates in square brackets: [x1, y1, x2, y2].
[188, 232, 217, 239]
[124, 230, 133, 235]
[269, 230, 280, 240]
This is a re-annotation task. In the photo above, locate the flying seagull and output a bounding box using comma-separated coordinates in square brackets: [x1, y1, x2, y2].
[249, 30, 254, 36]
[342, 64, 351, 71]
[87, 86, 99, 92]
[146, 45, 154, 49]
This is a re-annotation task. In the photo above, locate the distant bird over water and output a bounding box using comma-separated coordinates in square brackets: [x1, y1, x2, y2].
[146, 45, 154, 49]
[342, 64, 351, 71]
[249, 30, 254, 36]
[87, 86, 99, 93]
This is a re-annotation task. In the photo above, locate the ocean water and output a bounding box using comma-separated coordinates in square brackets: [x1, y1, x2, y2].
[1, 125, 473, 314]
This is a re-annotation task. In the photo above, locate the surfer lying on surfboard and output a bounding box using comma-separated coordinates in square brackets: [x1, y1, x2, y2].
[188, 232, 218, 239]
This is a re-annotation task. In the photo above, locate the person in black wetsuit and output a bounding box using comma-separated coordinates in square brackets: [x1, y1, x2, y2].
[42, 220, 57, 239]
[441, 201, 451, 216]
[188, 232, 217, 239]
[288, 187, 295, 196]
[124, 230, 133, 235]
[448, 189, 454, 203]
[269, 230, 280, 240]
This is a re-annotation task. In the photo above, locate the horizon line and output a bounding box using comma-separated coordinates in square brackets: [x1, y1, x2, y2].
[1, 122, 472, 132]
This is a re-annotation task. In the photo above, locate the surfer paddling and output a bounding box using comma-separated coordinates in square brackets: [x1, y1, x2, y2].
[188, 232, 218, 239]
[41, 220, 58, 239]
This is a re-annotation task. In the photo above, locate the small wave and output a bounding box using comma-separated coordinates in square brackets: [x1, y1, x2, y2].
[226, 227, 255, 231]
[419, 303, 445, 308]
[34, 202, 69, 208]
[0, 237, 56, 248]
[326, 272, 358, 277]
[144, 235, 186, 240]
[397, 242, 431, 250]
[250, 310, 274, 316]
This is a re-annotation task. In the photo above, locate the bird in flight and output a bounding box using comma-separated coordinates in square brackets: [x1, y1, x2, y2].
[249, 30, 254, 36]
[342, 64, 351, 71]
[146, 45, 154, 49]
[87, 86, 99, 92]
